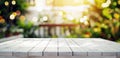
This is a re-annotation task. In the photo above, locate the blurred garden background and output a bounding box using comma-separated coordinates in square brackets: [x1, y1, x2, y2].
[0, 0, 120, 42]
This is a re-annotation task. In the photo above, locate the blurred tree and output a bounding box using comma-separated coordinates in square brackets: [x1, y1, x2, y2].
[0, 0, 28, 37]
[0, 0, 28, 25]
[88, 0, 120, 41]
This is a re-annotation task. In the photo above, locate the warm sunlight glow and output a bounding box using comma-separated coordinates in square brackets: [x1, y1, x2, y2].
[88, 0, 95, 4]
[67, 15, 74, 20]
[46, 0, 53, 5]
[74, 0, 79, 3]
[58, 11, 63, 16]
[46, 0, 84, 6]
[33, 0, 46, 11]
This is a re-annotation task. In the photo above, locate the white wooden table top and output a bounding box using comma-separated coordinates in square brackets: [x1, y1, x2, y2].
[0, 38, 120, 57]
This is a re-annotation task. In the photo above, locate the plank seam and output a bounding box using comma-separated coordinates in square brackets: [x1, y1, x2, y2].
[42, 39, 51, 56]
[64, 39, 73, 56]
[57, 39, 59, 56]
[27, 39, 43, 56]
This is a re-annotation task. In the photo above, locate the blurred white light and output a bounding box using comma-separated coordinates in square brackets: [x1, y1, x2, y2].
[43, 16, 48, 21]
[12, 0, 16, 5]
[4, 1, 9, 6]
[10, 14, 15, 20]
[32, 17, 38, 22]
[102, 0, 111, 8]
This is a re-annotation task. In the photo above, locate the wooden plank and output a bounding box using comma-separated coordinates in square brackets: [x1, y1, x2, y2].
[0, 56, 117, 58]
[0, 38, 120, 58]
[29, 39, 51, 56]
[97, 45, 117, 56]
[65, 39, 87, 56]
[0, 39, 24, 56]
[0, 39, 27, 56]
[44, 39, 57, 56]
[0, 39, 41, 57]
[12, 39, 42, 57]
[0, 39, 24, 49]
[72, 39, 102, 56]
[117, 52, 120, 58]
[93, 38, 120, 46]
[92, 39, 120, 56]
[0, 35, 23, 43]
[58, 39, 72, 56]
[0, 38, 21, 46]
[91, 39, 120, 56]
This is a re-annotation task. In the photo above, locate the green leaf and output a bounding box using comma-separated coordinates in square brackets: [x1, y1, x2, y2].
[102, 8, 112, 19]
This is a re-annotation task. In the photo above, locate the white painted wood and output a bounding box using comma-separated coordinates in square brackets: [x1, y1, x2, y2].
[0, 56, 117, 58]
[0, 38, 120, 58]
[0, 35, 23, 43]
[65, 39, 87, 56]
[0, 39, 41, 57]
[0, 39, 26, 56]
[92, 39, 120, 56]
[29, 39, 51, 56]
[0, 38, 20, 46]
[13, 39, 42, 57]
[30, 56, 116, 58]
[102, 52, 116, 56]
[117, 52, 120, 58]
[0, 56, 27, 58]
[0, 39, 24, 56]
[72, 39, 102, 56]
[44, 39, 57, 56]
[0, 39, 23, 49]
[72, 38, 119, 57]
[58, 39, 72, 56]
